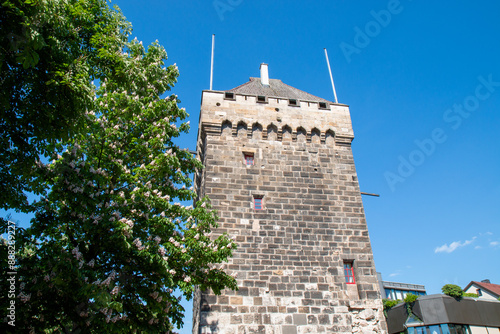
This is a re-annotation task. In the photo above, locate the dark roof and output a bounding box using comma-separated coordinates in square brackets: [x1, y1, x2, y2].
[464, 281, 500, 297]
[386, 295, 500, 333]
[227, 77, 332, 103]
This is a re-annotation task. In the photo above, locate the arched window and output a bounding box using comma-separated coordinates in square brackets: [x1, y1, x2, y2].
[311, 128, 321, 144]
[296, 127, 306, 142]
[267, 124, 278, 141]
[325, 129, 335, 145]
[221, 120, 232, 136]
[252, 123, 263, 140]
[282, 125, 292, 141]
[237, 121, 247, 138]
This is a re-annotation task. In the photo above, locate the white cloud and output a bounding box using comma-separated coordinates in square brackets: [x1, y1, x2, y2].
[434, 237, 476, 253]
[388, 272, 400, 278]
[490, 241, 499, 247]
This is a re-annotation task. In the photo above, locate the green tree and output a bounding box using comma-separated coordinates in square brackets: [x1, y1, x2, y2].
[441, 284, 464, 299]
[0, 1, 238, 332]
[0, 0, 129, 210]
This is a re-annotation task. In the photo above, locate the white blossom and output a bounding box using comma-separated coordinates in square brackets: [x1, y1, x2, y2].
[111, 286, 120, 295]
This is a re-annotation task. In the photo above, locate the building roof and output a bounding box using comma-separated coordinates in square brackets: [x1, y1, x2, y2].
[464, 281, 500, 297]
[382, 280, 426, 292]
[386, 294, 500, 333]
[227, 77, 333, 103]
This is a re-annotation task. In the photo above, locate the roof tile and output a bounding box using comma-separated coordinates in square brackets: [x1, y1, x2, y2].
[227, 77, 332, 103]
[470, 281, 500, 296]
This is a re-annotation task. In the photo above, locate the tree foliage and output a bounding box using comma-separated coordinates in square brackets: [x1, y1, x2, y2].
[404, 293, 418, 304]
[0, 0, 130, 209]
[1, 1, 238, 332]
[382, 298, 402, 310]
[441, 284, 464, 299]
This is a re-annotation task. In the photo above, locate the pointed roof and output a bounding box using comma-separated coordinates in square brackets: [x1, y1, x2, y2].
[464, 281, 500, 297]
[227, 77, 332, 104]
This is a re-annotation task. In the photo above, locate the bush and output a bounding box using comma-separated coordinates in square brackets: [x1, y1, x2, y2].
[463, 293, 479, 298]
[442, 284, 464, 298]
[383, 298, 402, 310]
[404, 293, 419, 303]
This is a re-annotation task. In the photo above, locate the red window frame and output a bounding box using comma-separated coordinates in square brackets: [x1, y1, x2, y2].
[244, 154, 254, 166]
[344, 261, 355, 284]
[254, 197, 263, 210]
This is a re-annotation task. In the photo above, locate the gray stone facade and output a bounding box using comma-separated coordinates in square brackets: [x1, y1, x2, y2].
[192, 86, 387, 334]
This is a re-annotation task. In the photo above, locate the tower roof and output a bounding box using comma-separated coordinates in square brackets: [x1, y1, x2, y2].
[227, 77, 333, 104]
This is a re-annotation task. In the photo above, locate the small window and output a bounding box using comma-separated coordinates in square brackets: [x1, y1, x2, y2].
[244, 153, 254, 166]
[319, 102, 328, 109]
[224, 92, 235, 100]
[344, 261, 355, 284]
[200, 326, 212, 334]
[414, 327, 426, 334]
[288, 99, 298, 106]
[476, 288, 482, 296]
[257, 95, 267, 103]
[253, 196, 263, 210]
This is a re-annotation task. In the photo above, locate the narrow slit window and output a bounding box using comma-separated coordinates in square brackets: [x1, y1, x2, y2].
[344, 261, 355, 284]
[254, 197, 263, 210]
[244, 153, 254, 166]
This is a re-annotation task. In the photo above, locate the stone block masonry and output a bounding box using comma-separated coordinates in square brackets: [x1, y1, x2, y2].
[192, 90, 387, 334]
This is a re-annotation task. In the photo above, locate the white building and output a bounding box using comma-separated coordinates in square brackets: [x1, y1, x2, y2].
[464, 279, 500, 301]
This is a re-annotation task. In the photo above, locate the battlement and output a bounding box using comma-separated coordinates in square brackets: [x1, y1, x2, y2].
[198, 90, 354, 146]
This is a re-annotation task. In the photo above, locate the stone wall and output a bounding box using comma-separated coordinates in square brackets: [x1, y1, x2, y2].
[193, 91, 387, 334]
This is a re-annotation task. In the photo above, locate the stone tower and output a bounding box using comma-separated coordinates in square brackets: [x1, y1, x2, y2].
[192, 64, 387, 334]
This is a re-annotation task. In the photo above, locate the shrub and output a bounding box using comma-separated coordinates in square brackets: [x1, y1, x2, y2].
[383, 298, 402, 310]
[404, 293, 419, 303]
[463, 293, 479, 298]
[442, 284, 464, 298]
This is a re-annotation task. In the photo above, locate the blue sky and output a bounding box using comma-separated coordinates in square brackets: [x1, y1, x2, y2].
[5, 0, 500, 332]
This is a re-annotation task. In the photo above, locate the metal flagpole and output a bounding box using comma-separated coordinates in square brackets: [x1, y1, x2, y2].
[324, 48, 338, 103]
[210, 34, 215, 90]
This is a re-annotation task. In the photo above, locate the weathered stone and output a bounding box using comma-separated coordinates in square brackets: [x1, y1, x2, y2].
[293, 314, 307, 325]
[359, 309, 375, 321]
[282, 325, 298, 334]
[230, 297, 243, 305]
[231, 314, 243, 324]
[318, 315, 331, 325]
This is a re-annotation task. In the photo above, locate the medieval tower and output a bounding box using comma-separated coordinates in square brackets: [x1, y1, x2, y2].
[192, 64, 387, 334]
